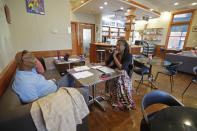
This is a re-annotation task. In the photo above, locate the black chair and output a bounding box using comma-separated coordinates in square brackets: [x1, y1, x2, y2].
[154, 61, 183, 92]
[181, 66, 197, 98]
[141, 91, 184, 131]
[133, 60, 151, 93]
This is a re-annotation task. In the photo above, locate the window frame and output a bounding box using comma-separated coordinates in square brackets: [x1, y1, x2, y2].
[165, 10, 195, 50]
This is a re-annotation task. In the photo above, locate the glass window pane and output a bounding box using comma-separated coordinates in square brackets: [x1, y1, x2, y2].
[182, 32, 187, 36]
[170, 25, 189, 36]
[168, 37, 180, 49]
[83, 29, 91, 55]
[168, 36, 185, 50]
[180, 37, 185, 40]
[173, 13, 192, 22]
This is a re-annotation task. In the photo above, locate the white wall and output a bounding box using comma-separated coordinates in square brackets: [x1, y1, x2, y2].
[135, 11, 172, 45]
[7, 0, 72, 52]
[71, 12, 96, 24]
[0, 0, 16, 72]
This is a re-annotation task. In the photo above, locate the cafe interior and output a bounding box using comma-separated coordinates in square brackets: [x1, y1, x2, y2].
[0, 0, 197, 131]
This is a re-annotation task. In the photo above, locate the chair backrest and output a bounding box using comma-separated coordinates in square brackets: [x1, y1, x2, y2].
[141, 91, 184, 126]
[160, 47, 165, 53]
[193, 66, 197, 75]
[166, 61, 183, 75]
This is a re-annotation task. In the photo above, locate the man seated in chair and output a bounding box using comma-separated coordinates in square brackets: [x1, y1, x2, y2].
[12, 51, 89, 103]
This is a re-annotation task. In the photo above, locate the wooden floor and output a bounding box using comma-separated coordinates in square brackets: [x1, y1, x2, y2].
[86, 60, 197, 131]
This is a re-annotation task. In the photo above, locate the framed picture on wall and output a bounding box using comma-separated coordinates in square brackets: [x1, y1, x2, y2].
[26, 0, 45, 15]
[192, 26, 197, 32]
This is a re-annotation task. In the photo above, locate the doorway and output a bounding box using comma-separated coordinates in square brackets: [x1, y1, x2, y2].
[71, 22, 95, 55]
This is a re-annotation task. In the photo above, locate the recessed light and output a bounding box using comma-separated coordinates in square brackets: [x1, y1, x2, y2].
[174, 2, 179, 5]
[127, 9, 131, 12]
[150, 9, 154, 11]
[192, 2, 197, 5]
[100, 6, 103, 9]
[104, 2, 108, 5]
[81, 0, 84, 3]
[120, 7, 124, 10]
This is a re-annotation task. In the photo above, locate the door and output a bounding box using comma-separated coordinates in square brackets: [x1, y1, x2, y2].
[79, 24, 95, 56]
[71, 22, 79, 55]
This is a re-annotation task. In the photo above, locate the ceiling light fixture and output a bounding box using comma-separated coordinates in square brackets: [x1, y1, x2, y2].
[192, 2, 197, 5]
[120, 7, 124, 10]
[100, 6, 103, 9]
[104, 2, 108, 5]
[150, 9, 154, 11]
[127, 9, 131, 12]
[174, 2, 179, 5]
[81, 0, 84, 3]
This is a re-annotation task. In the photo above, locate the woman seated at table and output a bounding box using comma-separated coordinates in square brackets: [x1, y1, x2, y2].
[105, 39, 136, 110]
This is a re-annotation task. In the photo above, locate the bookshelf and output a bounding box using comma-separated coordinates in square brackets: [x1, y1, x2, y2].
[102, 26, 125, 44]
[142, 28, 163, 41]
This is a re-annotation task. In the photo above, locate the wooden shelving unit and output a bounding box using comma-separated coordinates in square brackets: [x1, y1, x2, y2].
[142, 28, 163, 42]
[102, 26, 125, 44]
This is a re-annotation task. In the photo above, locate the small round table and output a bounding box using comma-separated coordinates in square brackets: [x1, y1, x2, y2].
[151, 106, 197, 131]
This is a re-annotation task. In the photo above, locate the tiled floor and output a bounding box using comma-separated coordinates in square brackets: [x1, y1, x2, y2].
[85, 59, 197, 131]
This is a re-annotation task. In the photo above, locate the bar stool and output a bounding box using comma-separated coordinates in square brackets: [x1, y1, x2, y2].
[96, 49, 106, 63]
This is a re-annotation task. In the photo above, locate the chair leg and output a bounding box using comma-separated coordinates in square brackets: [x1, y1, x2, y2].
[172, 76, 174, 92]
[154, 72, 160, 81]
[170, 76, 173, 92]
[182, 81, 193, 98]
[136, 76, 143, 93]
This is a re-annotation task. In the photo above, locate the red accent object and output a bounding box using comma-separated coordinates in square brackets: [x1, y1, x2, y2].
[4, 4, 11, 24]
[99, 75, 112, 80]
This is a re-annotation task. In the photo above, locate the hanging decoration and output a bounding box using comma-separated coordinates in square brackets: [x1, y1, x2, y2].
[4, 4, 11, 24]
[26, 0, 45, 15]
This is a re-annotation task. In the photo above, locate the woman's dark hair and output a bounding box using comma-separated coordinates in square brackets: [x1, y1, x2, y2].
[117, 39, 130, 59]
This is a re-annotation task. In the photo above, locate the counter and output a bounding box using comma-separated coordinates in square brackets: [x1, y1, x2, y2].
[90, 43, 142, 63]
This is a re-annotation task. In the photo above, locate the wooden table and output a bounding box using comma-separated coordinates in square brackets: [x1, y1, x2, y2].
[68, 66, 123, 111]
[54, 56, 84, 74]
[151, 106, 197, 131]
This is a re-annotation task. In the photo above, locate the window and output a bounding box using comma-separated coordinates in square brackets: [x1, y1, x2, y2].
[166, 10, 194, 50]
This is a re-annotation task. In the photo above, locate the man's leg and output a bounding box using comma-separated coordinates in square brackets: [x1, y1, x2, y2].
[56, 74, 75, 87]
[78, 86, 89, 102]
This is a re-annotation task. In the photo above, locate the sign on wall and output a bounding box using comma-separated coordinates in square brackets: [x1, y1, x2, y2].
[192, 26, 197, 32]
[26, 0, 45, 15]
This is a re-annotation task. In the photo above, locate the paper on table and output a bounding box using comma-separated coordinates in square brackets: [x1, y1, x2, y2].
[91, 65, 103, 69]
[97, 66, 115, 74]
[74, 66, 90, 72]
[69, 58, 80, 61]
[72, 71, 93, 79]
[53, 56, 64, 59]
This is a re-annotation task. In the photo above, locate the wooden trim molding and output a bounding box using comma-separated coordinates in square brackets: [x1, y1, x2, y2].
[72, 0, 91, 11]
[32, 50, 73, 57]
[121, 0, 161, 15]
[165, 9, 195, 49]
[0, 60, 17, 97]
